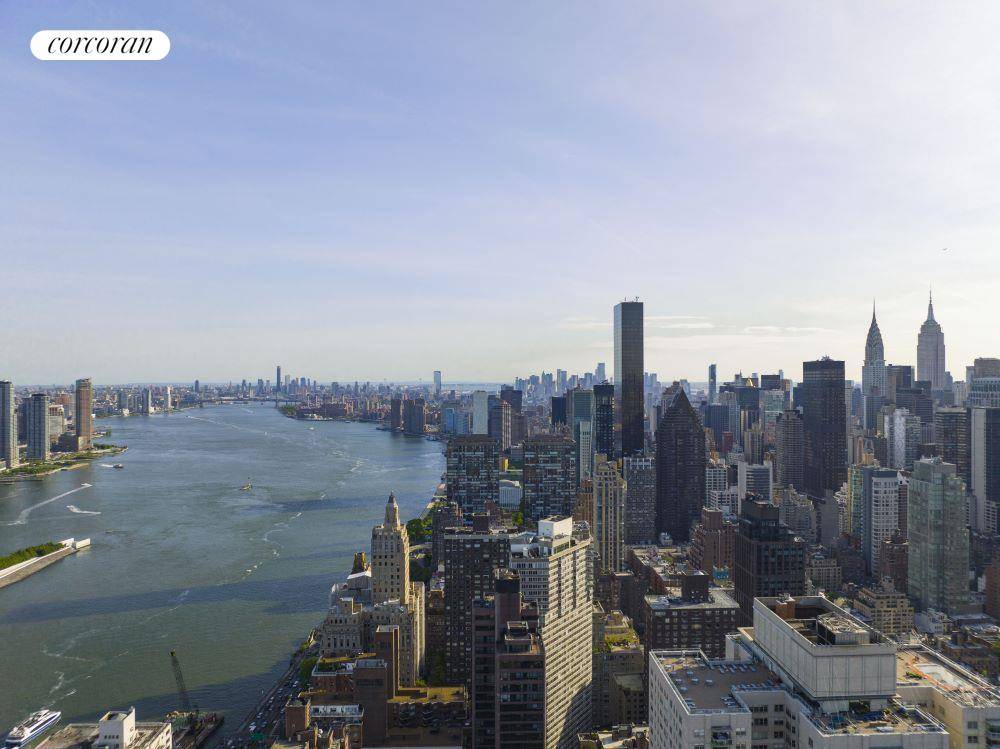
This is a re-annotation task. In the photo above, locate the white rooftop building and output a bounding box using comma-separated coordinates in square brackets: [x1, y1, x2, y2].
[649, 595, 972, 749]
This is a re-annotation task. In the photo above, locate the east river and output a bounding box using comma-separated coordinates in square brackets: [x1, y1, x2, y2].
[0, 405, 444, 731]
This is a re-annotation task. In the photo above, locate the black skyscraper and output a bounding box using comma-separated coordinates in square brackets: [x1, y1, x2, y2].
[593, 382, 614, 457]
[801, 358, 847, 498]
[655, 389, 706, 543]
[551, 396, 567, 426]
[614, 300, 644, 456]
[733, 497, 806, 625]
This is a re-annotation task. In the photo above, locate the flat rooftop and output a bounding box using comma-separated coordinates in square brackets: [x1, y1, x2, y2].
[654, 652, 780, 713]
[655, 651, 946, 736]
[897, 647, 1000, 708]
[807, 704, 945, 737]
[646, 588, 738, 612]
[39, 723, 167, 749]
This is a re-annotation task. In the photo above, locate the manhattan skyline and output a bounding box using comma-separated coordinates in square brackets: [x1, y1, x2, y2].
[3, 2, 999, 382]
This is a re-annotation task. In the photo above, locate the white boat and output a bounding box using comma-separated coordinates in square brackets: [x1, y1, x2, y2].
[5, 710, 61, 748]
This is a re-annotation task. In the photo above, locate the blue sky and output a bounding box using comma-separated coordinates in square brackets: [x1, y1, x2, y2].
[2, 2, 998, 385]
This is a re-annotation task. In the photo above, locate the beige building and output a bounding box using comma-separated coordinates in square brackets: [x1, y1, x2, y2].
[371, 493, 409, 605]
[319, 494, 425, 686]
[896, 646, 1000, 749]
[853, 578, 914, 639]
[509, 516, 593, 749]
[592, 604, 644, 728]
[592, 454, 627, 573]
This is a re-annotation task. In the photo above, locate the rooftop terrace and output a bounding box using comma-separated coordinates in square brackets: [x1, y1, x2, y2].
[897, 647, 1000, 708]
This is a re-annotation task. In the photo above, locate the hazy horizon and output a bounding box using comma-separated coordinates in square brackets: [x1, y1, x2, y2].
[3, 3, 998, 383]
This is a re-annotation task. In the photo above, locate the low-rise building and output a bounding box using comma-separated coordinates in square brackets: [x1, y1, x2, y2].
[40, 708, 171, 749]
[642, 571, 738, 659]
[853, 578, 914, 639]
[649, 595, 955, 749]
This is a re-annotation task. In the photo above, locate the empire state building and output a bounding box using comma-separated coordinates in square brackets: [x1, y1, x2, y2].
[917, 291, 946, 389]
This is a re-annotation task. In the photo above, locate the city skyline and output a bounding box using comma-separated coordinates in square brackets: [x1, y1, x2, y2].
[0, 292, 981, 385]
[4, 3, 1000, 383]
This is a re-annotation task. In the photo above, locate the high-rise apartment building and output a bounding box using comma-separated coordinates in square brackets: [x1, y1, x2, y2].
[508, 517, 593, 749]
[487, 399, 511, 450]
[445, 435, 500, 513]
[888, 407, 921, 470]
[860, 466, 900, 576]
[917, 292, 946, 390]
[775, 409, 804, 490]
[443, 524, 511, 687]
[801, 358, 847, 497]
[970, 407, 1000, 535]
[654, 389, 705, 543]
[591, 454, 626, 573]
[522, 435, 577, 521]
[0, 381, 17, 469]
[471, 570, 543, 749]
[75, 378, 93, 450]
[623, 455, 655, 545]
[708, 363, 717, 405]
[733, 497, 806, 625]
[26, 393, 50, 461]
[614, 301, 644, 456]
[689, 507, 736, 573]
[403, 398, 426, 435]
[593, 382, 614, 458]
[433, 370, 442, 396]
[472, 390, 489, 435]
[908, 457, 969, 614]
[389, 397, 402, 432]
[935, 407, 969, 481]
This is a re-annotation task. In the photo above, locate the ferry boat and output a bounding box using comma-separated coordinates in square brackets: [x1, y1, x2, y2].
[5, 709, 61, 748]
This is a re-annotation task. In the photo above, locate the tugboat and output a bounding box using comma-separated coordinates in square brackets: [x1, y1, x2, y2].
[5, 709, 61, 748]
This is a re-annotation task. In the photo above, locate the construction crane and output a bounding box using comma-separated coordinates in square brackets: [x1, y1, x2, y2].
[169, 650, 196, 716]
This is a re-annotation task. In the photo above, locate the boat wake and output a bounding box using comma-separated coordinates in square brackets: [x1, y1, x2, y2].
[99, 463, 116, 468]
[67, 505, 101, 515]
[5, 484, 92, 525]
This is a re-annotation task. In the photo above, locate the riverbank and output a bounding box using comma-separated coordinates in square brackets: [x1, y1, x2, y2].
[0, 446, 127, 483]
[0, 403, 444, 732]
[0, 539, 89, 590]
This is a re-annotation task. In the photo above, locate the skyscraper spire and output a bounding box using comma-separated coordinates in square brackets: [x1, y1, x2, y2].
[862, 299, 886, 404]
[918, 289, 945, 389]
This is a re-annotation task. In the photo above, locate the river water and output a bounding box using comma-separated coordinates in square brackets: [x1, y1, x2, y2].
[0, 404, 443, 731]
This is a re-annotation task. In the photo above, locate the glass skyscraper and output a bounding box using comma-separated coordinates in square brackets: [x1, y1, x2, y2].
[613, 300, 644, 456]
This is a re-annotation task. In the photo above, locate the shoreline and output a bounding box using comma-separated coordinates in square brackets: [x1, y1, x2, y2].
[0, 446, 128, 484]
